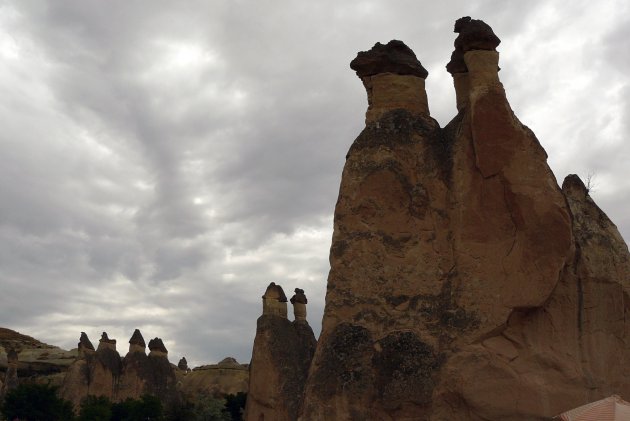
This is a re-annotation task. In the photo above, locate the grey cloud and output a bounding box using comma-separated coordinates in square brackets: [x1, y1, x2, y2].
[1, 0, 628, 365]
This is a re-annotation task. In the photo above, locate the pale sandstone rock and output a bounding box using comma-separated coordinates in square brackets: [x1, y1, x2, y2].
[291, 288, 308, 321]
[351, 41, 429, 124]
[262, 282, 289, 318]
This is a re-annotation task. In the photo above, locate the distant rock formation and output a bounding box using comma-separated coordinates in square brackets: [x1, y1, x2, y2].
[61, 330, 177, 407]
[78, 332, 95, 357]
[245, 283, 317, 421]
[178, 357, 249, 401]
[62, 331, 122, 406]
[0, 326, 247, 407]
[298, 17, 630, 420]
[177, 357, 189, 372]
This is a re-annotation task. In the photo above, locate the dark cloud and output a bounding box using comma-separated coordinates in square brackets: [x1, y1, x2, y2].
[1, 0, 628, 366]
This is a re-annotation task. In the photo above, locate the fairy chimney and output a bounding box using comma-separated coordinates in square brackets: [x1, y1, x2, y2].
[97, 332, 117, 351]
[78, 332, 95, 357]
[290, 288, 308, 321]
[148, 338, 168, 358]
[446, 16, 501, 111]
[128, 329, 146, 354]
[262, 282, 288, 318]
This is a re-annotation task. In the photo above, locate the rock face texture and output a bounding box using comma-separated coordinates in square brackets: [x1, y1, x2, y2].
[245, 283, 317, 421]
[298, 19, 630, 420]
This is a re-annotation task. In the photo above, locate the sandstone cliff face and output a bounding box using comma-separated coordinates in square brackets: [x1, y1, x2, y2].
[245, 283, 317, 421]
[299, 17, 630, 421]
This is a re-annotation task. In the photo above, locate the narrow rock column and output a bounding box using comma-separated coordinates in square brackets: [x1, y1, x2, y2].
[446, 16, 500, 111]
[350, 40, 430, 123]
[301, 40, 451, 420]
[262, 282, 288, 318]
[290, 288, 308, 321]
[246, 284, 317, 421]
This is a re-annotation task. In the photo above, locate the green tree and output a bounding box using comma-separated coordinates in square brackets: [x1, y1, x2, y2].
[78, 395, 112, 421]
[111, 394, 163, 421]
[191, 397, 230, 421]
[224, 393, 246, 421]
[1, 383, 75, 421]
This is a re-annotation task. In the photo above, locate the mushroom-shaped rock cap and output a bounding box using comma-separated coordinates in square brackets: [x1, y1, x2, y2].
[148, 337, 168, 353]
[350, 40, 428, 79]
[290, 288, 308, 304]
[129, 329, 145, 347]
[263, 282, 288, 302]
[453, 16, 500, 52]
[79, 332, 95, 350]
[447, 17, 501, 74]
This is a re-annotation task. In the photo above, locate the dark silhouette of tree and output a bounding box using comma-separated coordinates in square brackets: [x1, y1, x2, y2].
[1, 383, 75, 421]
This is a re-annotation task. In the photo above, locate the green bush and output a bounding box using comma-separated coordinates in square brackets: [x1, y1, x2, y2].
[111, 395, 163, 421]
[1, 383, 75, 421]
[78, 395, 113, 421]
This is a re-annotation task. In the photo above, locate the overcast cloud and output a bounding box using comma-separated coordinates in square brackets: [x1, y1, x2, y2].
[0, 0, 628, 366]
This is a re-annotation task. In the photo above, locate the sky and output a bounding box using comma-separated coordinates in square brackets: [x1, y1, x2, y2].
[0, 0, 628, 367]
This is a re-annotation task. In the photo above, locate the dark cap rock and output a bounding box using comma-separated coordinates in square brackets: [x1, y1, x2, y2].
[129, 329, 146, 347]
[100, 332, 116, 344]
[350, 40, 428, 79]
[263, 282, 288, 302]
[453, 16, 500, 52]
[79, 332, 95, 351]
[447, 17, 501, 74]
[148, 337, 168, 354]
[290, 288, 308, 304]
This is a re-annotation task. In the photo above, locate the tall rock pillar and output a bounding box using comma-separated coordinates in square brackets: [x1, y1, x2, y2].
[245, 283, 316, 421]
[301, 40, 453, 420]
